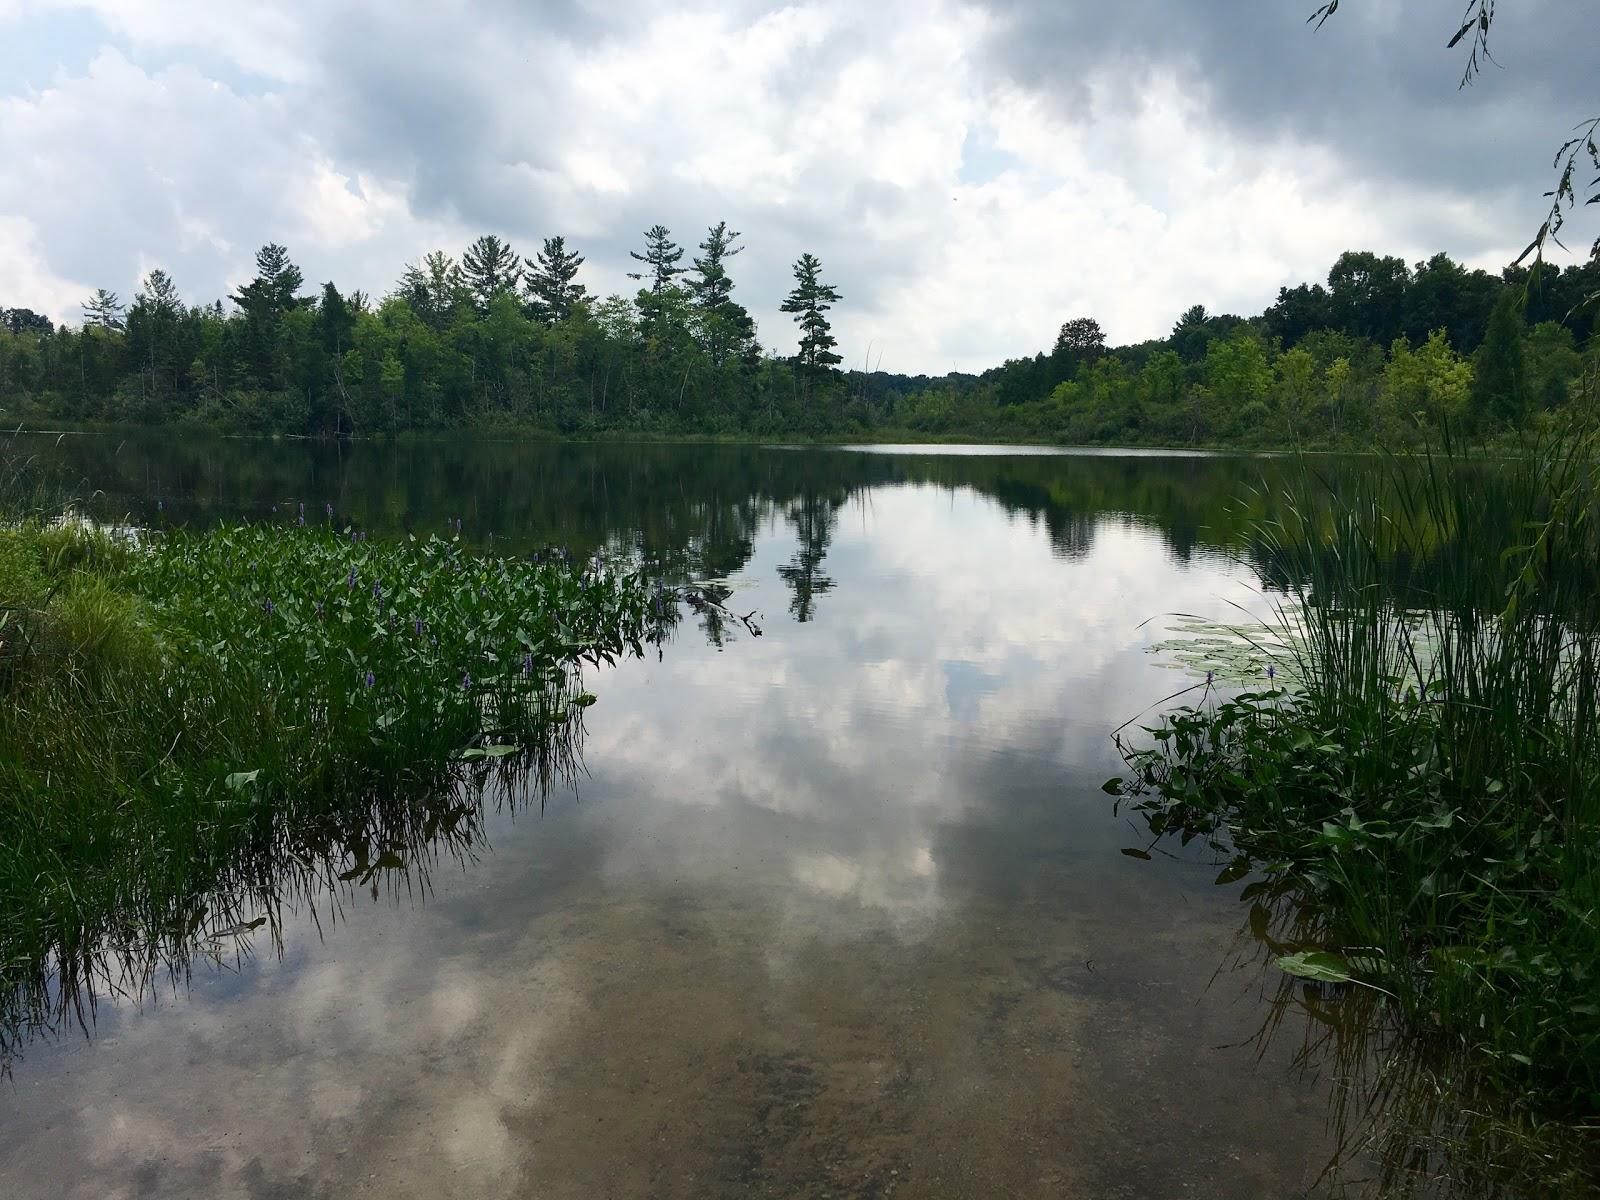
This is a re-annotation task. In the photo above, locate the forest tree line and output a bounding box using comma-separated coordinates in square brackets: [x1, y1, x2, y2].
[1, 227, 1597, 446]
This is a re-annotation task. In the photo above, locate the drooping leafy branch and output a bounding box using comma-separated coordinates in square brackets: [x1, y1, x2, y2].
[1310, 2, 1598, 272]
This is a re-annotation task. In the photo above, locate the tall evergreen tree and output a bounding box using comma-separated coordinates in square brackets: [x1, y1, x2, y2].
[137, 269, 181, 316]
[1171, 304, 1213, 362]
[780, 253, 842, 371]
[1473, 289, 1527, 429]
[229, 244, 307, 388]
[627, 225, 685, 295]
[126, 269, 188, 407]
[688, 222, 755, 366]
[397, 251, 466, 330]
[317, 281, 358, 434]
[524, 236, 589, 325]
[82, 288, 124, 330]
[460, 235, 522, 313]
[230, 244, 305, 317]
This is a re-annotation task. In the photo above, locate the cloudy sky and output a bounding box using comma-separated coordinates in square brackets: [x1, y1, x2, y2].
[0, 1, 1592, 372]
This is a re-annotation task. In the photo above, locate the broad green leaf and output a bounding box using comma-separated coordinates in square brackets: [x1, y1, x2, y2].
[1276, 951, 1353, 984]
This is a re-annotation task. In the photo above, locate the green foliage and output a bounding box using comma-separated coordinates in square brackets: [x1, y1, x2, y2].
[0, 516, 669, 1053]
[780, 251, 843, 373]
[1381, 330, 1473, 428]
[460, 235, 523, 314]
[1114, 429, 1600, 1184]
[525, 236, 589, 326]
[37, 573, 164, 698]
[2, 241, 1597, 446]
[1474, 290, 1528, 430]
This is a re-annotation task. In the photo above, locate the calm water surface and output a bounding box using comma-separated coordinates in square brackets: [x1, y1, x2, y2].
[1, 436, 1356, 1198]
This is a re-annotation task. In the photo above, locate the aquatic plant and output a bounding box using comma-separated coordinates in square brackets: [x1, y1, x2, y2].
[1111, 425, 1600, 1185]
[0, 516, 669, 1060]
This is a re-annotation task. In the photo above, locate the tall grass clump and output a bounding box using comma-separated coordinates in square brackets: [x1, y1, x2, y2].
[1112, 425, 1600, 1181]
[0, 514, 667, 1058]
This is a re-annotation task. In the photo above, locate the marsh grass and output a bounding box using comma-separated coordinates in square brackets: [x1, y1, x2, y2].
[1113, 426, 1600, 1188]
[0, 510, 667, 1061]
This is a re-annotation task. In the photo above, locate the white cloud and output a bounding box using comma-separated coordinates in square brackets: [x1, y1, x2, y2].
[0, 214, 89, 313]
[0, 0, 1586, 366]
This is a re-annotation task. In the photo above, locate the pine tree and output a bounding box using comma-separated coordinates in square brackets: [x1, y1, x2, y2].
[125, 271, 188, 410]
[1473, 289, 1527, 429]
[82, 288, 125, 330]
[397, 251, 466, 330]
[318, 282, 357, 434]
[627, 225, 685, 295]
[524, 236, 589, 325]
[460, 235, 522, 313]
[230, 244, 305, 316]
[229, 244, 306, 389]
[688, 222, 755, 366]
[780, 253, 842, 371]
[138, 269, 181, 316]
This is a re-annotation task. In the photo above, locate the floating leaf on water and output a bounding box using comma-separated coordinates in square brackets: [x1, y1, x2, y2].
[1214, 857, 1252, 885]
[212, 916, 267, 938]
[1120, 847, 1153, 860]
[1276, 950, 1354, 984]
[570, 693, 598, 707]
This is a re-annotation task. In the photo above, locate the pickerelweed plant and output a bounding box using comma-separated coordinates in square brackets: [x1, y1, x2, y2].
[1109, 426, 1600, 1177]
[0, 515, 672, 1061]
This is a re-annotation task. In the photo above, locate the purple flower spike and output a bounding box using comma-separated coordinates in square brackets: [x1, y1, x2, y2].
[461, 672, 472, 690]
[414, 618, 425, 637]
[325, 503, 334, 517]
[157, 499, 164, 512]
[297, 514, 305, 526]
[372, 580, 381, 597]
[364, 671, 375, 689]
[1205, 670, 1214, 686]
[522, 653, 533, 675]
[315, 600, 325, 618]
[263, 599, 275, 615]
[1267, 665, 1277, 681]
[347, 568, 357, 589]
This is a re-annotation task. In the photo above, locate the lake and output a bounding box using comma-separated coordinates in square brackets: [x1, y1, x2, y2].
[1, 435, 1364, 1198]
